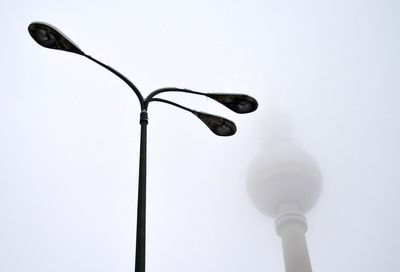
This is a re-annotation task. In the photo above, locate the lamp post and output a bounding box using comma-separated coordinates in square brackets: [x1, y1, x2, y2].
[28, 21, 258, 272]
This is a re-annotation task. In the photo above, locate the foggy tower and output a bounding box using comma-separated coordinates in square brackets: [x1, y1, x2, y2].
[247, 106, 323, 272]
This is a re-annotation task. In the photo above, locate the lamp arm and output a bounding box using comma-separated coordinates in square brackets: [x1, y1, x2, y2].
[84, 54, 145, 109]
[145, 87, 207, 109]
[147, 98, 195, 114]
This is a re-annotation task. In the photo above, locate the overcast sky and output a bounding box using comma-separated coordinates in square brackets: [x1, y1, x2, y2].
[1, 0, 399, 271]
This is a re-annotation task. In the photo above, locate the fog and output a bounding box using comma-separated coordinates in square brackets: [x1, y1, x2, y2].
[1, 0, 399, 271]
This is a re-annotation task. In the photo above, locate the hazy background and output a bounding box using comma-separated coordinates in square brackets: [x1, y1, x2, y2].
[1, 0, 399, 271]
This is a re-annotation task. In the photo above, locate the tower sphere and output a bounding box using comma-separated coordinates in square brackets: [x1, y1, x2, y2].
[247, 141, 322, 218]
[247, 107, 322, 218]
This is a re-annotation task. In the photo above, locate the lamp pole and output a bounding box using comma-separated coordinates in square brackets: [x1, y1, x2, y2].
[28, 21, 258, 272]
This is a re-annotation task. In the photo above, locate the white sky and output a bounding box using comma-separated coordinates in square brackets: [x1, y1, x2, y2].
[1, 0, 399, 271]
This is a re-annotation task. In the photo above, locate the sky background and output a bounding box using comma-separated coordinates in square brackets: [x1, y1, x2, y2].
[1, 0, 399, 271]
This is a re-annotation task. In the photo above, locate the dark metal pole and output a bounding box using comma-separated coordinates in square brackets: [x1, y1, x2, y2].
[136, 110, 148, 272]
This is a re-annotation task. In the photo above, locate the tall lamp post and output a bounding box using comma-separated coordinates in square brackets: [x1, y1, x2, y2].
[28, 22, 258, 272]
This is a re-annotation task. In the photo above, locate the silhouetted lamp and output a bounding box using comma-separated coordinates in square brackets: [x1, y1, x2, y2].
[28, 22, 83, 55]
[195, 111, 237, 136]
[207, 93, 258, 114]
[28, 21, 258, 272]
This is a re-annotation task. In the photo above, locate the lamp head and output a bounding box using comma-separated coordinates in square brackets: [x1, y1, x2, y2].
[28, 22, 84, 55]
[194, 111, 237, 136]
[207, 93, 258, 114]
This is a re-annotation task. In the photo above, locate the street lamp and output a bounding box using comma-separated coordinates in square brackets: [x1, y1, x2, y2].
[28, 21, 258, 272]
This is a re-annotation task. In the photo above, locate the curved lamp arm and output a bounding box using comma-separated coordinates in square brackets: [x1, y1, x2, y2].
[28, 21, 145, 109]
[84, 54, 145, 109]
[146, 87, 205, 100]
[148, 98, 194, 114]
[145, 87, 204, 109]
[146, 87, 258, 114]
[149, 98, 237, 136]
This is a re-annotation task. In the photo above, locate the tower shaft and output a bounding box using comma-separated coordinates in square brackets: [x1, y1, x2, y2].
[279, 223, 312, 272]
[275, 203, 312, 272]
